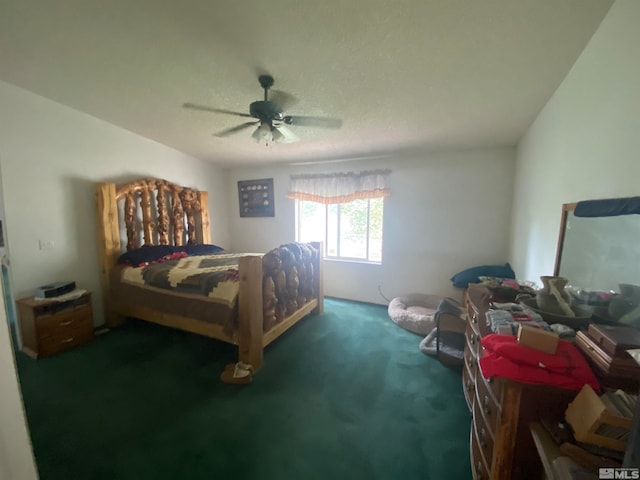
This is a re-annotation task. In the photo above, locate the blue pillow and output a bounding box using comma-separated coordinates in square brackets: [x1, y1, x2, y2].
[117, 245, 176, 266]
[175, 244, 224, 256]
[117, 244, 225, 266]
[450, 263, 515, 289]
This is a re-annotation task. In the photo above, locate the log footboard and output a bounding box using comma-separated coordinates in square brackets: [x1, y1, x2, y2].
[238, 241, 323, 371]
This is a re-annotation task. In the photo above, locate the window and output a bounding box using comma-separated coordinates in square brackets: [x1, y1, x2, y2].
[296, 198, 384, 263]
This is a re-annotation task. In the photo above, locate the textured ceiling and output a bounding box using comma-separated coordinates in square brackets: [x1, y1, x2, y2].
[0, 0, 613, 167]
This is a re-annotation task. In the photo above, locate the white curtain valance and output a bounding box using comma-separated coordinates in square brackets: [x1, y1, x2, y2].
[287, 169, 391, 204]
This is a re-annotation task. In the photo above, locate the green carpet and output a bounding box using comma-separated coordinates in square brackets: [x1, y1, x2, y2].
[16, 298, 471, 480]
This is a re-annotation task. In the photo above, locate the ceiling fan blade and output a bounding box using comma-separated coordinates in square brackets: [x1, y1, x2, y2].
[283, 115, 342, 129]
[214, 121, 259, 137]
[183, 102, 253, 118]
[268, 90, 299, 111]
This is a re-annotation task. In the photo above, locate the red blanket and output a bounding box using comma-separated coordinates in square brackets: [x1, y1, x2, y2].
[479, 334, 599, 392]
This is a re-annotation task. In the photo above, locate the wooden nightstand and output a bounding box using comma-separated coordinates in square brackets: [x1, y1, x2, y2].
[16, 291, 94, 358]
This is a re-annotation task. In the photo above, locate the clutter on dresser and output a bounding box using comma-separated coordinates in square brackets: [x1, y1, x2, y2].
[529, 388, 639, 478]
[574, 325, 640, 393]
[608, 283, 640, 327]
[516, 275, 594, 331]
[485, 302, 547, 334]
[565, 384, 637, 452]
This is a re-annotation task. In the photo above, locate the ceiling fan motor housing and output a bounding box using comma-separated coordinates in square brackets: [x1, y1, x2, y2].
[249, 101, 284, 123]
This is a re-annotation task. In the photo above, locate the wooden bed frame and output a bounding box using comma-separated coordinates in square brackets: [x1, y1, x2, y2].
[95, 178, 323, 371]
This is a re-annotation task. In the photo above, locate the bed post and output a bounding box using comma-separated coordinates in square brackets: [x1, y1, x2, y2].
[95, 182, 125, 326]
[196, 191, 211, 244]
[237, 255, 264, 370]
[311, 241, 324, 314]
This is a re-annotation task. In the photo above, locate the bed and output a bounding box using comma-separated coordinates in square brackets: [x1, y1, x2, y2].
[95, 177, 323, 373]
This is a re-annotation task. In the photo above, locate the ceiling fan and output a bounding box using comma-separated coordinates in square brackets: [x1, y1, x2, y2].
[183, 74, 342, 144]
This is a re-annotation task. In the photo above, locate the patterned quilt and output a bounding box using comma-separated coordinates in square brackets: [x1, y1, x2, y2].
[120, 253, 249, 306]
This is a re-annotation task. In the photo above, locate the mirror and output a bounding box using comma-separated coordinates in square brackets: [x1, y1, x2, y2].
[554, 198, 640, 325]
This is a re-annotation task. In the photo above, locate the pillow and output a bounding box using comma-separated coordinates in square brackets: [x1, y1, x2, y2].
[118, 244, 225, 267]
[175, 244, 224, 256]
[117, 245, 176, 266]
[450, 263, 515, 289]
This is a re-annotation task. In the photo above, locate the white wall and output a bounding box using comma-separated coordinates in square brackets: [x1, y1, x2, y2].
[0, 280, 38, 480]
[0, 81, 229, 326]
[510, 0, 640, 283]
[227, 147, 516, 304]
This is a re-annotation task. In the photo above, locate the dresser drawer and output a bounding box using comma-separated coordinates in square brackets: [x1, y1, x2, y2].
[471, 424, 490, 480]
[36, 305, 92, 339]
[466, 321, 480, 356]
[465, 348, 478, 379]
[462, 355, 475, 411]
[38, 321, 94, 357]
[473, 393, 495, 463]
[475, 372, 501, 438]
[485, 373, 504, 407]
[468, 306, 482, 331]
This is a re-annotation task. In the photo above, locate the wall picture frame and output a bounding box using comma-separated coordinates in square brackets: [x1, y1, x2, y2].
[238, 178, 275, 217]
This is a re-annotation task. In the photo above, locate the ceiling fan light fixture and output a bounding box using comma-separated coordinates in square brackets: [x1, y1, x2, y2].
[252, 122, 272, 143]
[272, 124, 299, 144]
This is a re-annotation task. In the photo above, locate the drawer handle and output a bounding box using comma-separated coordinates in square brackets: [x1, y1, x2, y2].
[487, 377, 493, 384]
[472, 312, 478, 324]
[476, 461, 483, 476]
[59, 320, 74, 326]
[61, 337, 75, 344]
[470, 333, 476, 345]
[479, 428, 488, 447]
[482, 395, 491, 416]
[466, 381, 474, 392]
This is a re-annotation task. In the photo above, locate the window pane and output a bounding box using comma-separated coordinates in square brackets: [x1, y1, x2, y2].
[339, 199, 368, 259]
[298, 201, 326, 243]
[296, 198, 383, 263]
[368, 197, 384, 262]
[327, 204, 338, 257]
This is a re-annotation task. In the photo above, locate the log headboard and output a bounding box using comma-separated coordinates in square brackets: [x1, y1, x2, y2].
[95, 178, 211, 319]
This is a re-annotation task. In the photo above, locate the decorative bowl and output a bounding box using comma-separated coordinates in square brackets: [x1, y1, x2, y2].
[519, 297, 593, 330]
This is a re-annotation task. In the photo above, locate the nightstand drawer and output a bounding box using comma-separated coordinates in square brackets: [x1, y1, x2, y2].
[38, 321, 94, 357]
[36, 305, 92, 338]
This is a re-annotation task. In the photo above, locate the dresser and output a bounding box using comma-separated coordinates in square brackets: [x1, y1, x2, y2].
[17, 291, 94, 358]
[463, 285, 575, 480]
